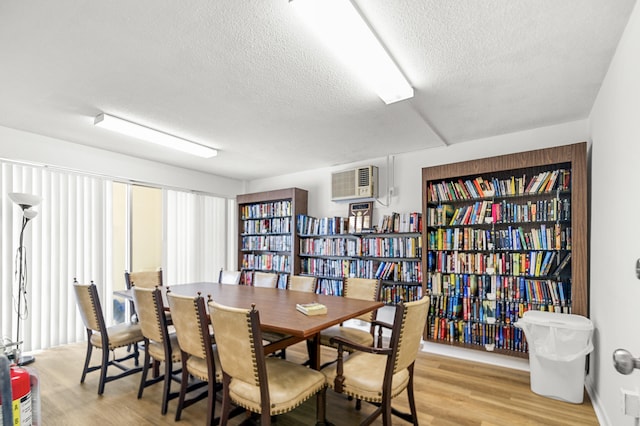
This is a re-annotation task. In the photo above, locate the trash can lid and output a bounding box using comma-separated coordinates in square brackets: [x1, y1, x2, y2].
[520, 310, 593, 331]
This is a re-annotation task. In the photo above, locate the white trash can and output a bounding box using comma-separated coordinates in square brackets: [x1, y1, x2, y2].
[516, 310, 594, 404]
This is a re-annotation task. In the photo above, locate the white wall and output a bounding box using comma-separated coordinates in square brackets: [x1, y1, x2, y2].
[248, 120, 588, 223]
[0, 125, 244, 197]
[589, 2, 640, 425]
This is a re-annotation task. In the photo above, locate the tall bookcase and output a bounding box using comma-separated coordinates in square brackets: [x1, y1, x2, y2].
[237, 188, 308, 288]
[422, 142, 587, 357]
[297, 213, 423, 304]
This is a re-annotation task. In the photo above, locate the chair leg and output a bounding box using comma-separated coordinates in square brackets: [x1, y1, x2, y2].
[206, 377, 216, 426]
[175, 359, 189, 421]
[219, 375, 231, 425]
[80, 339, 93, 384]
[406, 370, 418, 425]
[137, 343, 151, 399]
[161, 359, 173, 415]
[97, 347, 110, 395]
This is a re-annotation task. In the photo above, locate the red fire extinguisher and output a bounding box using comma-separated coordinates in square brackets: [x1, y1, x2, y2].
[0, 365, 33, 426]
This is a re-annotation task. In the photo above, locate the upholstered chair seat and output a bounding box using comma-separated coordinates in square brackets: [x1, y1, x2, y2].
[89, 322, 143, 348]
[319, 325, 374, 349]
[229, 357, 325, 415]
[321, 351, 410, 402]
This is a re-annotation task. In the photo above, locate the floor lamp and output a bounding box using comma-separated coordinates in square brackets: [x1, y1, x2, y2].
[8, 192, 42, 366]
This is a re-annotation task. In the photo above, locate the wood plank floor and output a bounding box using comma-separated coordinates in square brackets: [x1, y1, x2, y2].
[31, 341, 598, 425]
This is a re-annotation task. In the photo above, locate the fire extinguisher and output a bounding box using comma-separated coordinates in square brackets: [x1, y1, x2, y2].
[0, 363, 33, 426]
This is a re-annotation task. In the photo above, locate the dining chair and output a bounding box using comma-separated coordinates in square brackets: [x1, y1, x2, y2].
[132, 286, 181, 415]
[209, 299, 327, 425]
[252, 271, 278, 288]
[73, 279, 144, 395]
[286, 275, 317, 293]
[124, 268, 163, 318]
[319, 277, 382, 351]
[321, 296, 430, 426]
[218, 269, 241, 285]
[166, 291, 221, 425]
[125, 268, 163, 289]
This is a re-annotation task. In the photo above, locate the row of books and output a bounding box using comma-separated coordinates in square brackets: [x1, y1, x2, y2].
[381, 285, 423, 305]
[377, 212, 422, 233]
[296, 214, 348, 236]
[300, 237, 355, 257]
[300, 258, 422, 283]
[241, 254, 291, 273]
[426, 317, 529, 353]
[427, 251, 572, 277]
[316, 278, 344, 296]
[299, 235, 422, 259]
[241, 235, 292, 252]
[488, 198, 570, 223]
[428, 169, 571, 202]
[240, 200, 292, 220]
[242, 217, 292, 235]
[428, 224, 571, 251]
[360, 236, 422, 258]
[428, 272, 572, 303]
[373, 261, 423, 282]
[429, 286, 571, 324]
[432, 198, 571, 227]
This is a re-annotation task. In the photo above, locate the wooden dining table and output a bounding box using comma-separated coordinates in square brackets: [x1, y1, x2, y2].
[116, 281, 384, 370]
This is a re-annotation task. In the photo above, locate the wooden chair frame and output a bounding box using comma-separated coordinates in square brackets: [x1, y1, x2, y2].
[73, 280, 143, 395]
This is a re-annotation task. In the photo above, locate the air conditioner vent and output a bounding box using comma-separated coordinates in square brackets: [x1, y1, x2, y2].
[331, 166, 378, 201]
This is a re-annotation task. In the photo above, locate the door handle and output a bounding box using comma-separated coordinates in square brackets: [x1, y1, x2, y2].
[613, 348, 640, 374]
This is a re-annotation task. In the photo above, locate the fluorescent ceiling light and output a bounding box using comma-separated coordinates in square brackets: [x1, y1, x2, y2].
[94, 113, 218, 158]
[292, 0, 414, 105]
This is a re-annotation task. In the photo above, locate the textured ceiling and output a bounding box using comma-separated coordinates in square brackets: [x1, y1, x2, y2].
[0, 1, 636, 180]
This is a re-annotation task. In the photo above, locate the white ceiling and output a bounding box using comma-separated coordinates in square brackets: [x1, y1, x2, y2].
[0, 1, 636, 181]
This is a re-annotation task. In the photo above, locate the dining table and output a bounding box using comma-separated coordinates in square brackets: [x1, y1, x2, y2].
[116, 281, 383, 425]
[115, 281, 384, 370]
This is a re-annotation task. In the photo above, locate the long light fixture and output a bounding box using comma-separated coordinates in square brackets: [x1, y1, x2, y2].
[292, 0, 413, 105]
[94, 113, 218, 158]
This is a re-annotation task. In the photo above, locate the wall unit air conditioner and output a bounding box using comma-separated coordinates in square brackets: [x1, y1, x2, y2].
[331, 166, 378, 201]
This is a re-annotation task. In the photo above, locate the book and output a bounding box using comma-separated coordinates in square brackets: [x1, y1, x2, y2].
[552, 253, 572, 276]
[296, 302, 327, 316]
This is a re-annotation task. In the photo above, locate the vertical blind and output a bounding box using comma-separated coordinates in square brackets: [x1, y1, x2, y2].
[164, 190, 227, 285]
[1, 163, 110, 352]
[1, 161, 232, 353]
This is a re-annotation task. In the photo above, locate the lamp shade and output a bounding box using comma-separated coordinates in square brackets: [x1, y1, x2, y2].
[9, 193, 42, 210]
[23, 209, 38, 220]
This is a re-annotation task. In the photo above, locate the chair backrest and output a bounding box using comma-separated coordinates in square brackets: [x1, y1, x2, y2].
[286, 275, 317, 293]
[389, 297, 430, 374]
[253, 272, 277, 288]
[218, 269, 241, 285]
[166, 292, 212, 361]
[343, 277, 381, 322]
[125, 269, 163, 289]
[132, 286, 169, 344]
[209, 301, 266, 388]
[73, 280, 107, 335]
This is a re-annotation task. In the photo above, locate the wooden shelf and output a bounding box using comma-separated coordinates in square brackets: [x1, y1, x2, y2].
[421, 142, 587, 357]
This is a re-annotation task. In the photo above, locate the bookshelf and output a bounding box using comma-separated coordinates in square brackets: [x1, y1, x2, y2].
[297, 213, 423, 304]
[422, 143, 587, 358]
[237, 188, 308, 288]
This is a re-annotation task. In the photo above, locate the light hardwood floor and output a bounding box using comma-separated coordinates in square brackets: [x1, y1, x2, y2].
[31, 341, 598, 425]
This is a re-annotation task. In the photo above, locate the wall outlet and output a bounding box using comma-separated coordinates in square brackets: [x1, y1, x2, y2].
[622, 388, 640, 417]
